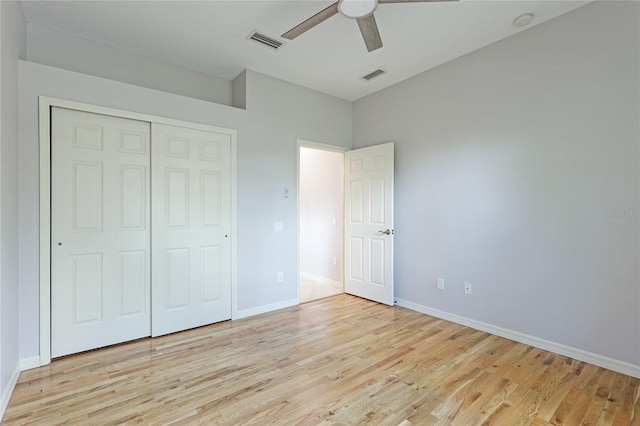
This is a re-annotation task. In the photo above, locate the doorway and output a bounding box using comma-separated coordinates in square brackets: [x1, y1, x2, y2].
[298, 143, 345, 303]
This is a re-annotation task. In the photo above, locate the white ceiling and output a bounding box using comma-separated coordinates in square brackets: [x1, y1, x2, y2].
[21, 0, 590, 101]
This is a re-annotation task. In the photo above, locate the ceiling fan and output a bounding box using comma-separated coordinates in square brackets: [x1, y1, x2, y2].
[282, 0, 458, 53]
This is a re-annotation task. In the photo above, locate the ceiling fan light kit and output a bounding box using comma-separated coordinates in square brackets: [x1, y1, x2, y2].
[338, 0, 378, 19]
[282, 0, 458, 53]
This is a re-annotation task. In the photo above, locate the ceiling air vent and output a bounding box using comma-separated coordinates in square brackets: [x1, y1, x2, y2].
[361, 68, 386, 81]
[247, 30, 284, 50]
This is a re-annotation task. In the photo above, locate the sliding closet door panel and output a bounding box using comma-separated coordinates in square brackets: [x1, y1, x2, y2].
[51, 107, 151, 358]
[151, 123, 232, 336]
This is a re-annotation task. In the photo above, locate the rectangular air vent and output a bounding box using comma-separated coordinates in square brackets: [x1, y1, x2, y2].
[247, 30, 284, 50]
[361, 68, 386, 81]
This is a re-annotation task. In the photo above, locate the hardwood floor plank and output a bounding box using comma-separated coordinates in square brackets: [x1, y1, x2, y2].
[3, 294, 637, 425]
[598, 373, 631, 424]
[580, 368, 618, 425]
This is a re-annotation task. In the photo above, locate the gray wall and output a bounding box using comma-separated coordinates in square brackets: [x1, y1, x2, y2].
[27, 24, 233, 105]
[237, 71, 351, 309]
[353, 1, 639, 366]
[0, 0, 26, 417]
[232, 70, 247, 110]
[18, 62, 351, 360]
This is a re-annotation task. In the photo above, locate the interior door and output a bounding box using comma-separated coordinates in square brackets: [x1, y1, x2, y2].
[344, 143, 394, 305]
[51, 107, 151, 357]
[151, 123, 232, 336]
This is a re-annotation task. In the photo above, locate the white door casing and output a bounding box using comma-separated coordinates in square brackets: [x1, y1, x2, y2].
[51, 107, 151, 357]
[151, 123, 232, 336]
[344, 143, 394, 305]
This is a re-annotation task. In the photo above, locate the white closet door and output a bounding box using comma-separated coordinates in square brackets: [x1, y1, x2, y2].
[51, 107, 151, 358]
[151, 123, 232, 336]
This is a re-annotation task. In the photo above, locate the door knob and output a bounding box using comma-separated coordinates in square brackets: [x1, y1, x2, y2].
[378, 229, 392, 235]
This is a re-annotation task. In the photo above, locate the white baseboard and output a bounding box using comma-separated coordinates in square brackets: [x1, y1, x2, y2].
[0, 362, 20, 422]
[395, 298, 640, 379]
[20, 356, 41, 371]
[233, 298, 298, 320]
[300, 271, 342, 288]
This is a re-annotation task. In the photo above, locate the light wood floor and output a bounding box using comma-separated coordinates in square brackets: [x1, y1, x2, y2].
[4, 295, 639, 425]
[299, 275, 343, 303]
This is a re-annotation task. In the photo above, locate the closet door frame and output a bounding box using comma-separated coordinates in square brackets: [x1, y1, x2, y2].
[38, 96, 238, 366]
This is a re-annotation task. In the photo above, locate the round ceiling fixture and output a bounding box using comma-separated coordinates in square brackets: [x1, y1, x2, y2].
[512, 13, 534, 28]
[338, 0, 378, 19]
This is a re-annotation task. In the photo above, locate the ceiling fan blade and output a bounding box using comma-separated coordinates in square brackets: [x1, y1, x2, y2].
[357, 14, 383, 52]
[379, 0, 458, 3]
[282, 2, 339, 40]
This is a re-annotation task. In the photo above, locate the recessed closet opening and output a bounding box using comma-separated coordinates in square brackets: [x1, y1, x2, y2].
[39, 97, 237, 364]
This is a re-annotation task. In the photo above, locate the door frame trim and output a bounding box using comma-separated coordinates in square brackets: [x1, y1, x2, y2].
[296, 139, 347, 304]
[39, 96, 238, 365]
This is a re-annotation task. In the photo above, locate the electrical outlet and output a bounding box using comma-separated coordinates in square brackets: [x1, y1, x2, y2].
[464, 282, 472, 295]
[437, 278, 445, 290]
[332, 257, 337, 265]
[277, 272, 284, 282]
[273, 222, 283, 232]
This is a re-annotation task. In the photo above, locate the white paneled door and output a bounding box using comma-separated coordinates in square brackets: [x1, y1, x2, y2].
[51, 108, 233, 357]
[344, 143, 394, 305]
[51, 107, 151, 357]
[151, 123, 232, 336]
